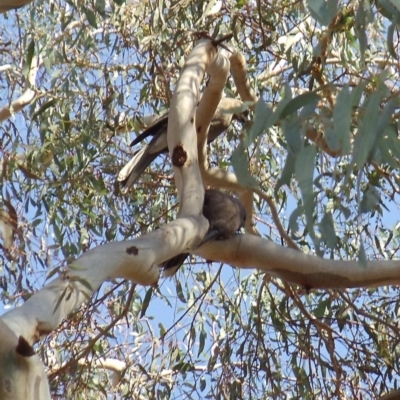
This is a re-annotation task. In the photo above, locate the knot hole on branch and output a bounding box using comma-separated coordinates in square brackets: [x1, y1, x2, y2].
[172, 144, 188, 167]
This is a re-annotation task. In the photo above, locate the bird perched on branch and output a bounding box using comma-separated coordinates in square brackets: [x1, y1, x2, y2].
[117, 97, 245, 192]
[162, 189, 246, 277]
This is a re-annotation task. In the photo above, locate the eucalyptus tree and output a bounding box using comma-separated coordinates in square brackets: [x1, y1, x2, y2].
[1, 0, 400, 399]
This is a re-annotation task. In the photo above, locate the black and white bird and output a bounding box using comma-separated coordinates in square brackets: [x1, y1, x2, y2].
[162, 189, 246, 276]
[117, 98, 244, 191]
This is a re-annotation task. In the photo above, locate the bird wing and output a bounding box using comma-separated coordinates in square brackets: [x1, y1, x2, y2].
[129, 113, 169, 147]
[118, 120, 169, 191]
[118, 98, 245, 192]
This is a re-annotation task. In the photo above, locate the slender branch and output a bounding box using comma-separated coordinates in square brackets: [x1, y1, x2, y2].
[0, 57, 41, 122]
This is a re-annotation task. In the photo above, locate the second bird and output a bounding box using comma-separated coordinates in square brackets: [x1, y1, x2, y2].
[162, 189, 246, 277]
[117, 97, 244, 191]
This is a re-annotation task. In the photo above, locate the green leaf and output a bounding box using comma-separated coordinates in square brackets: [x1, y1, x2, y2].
[351, 80, 368, 108]
[295, 145, 317, 235]
[351, 91, 381, 169]
[95, 0, 106, 16]
[69, 276, 93, 292]
[306, 0, 339, 26]
[82, 6, 98, 28]
[319, 212, 338, 249]
[358, 240, 367, 268]
[355, 2, 369, 62]
[198, 328, 206, 356]
[377, 0, 400, 24]
[32, 99, 58, 121]
[46, 267, 60, 281]
[379, 126, 400, 168]
[314, 299, 330, 318]
[22, 39, 35, 77]
[360, 185, 380, 214]
[140, 287, 153, 318]
[332, 85, 352, 155]
[275, 152, 296, 194]
[274, 82, 293, 118]
[231, 142, 258, 188]
[288, 204, 303, 238]
[53, 286, 69, 313]
[386, 23, 397, 58]
[246, 99, 275, 145]
[281, 115, 303, 155]
[376, 98, 398, 146]
[158, 323, 166, 337]
[176, 279, 187, 303]
[189, 324, 197, 347]
[280, 92, 320, 119]
[172, 361, 194, 372]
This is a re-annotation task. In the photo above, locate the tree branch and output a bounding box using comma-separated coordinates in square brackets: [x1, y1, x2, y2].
[194, 234, 400, 289]
[0, 57, 40, 122]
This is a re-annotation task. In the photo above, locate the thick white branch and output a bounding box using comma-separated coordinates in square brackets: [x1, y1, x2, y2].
[1, 217, 207, 344]
[229, 49, 258, 104]
[77, 357, 126, 387]
[0, 57, 40, 122]
[194, 235, 400, 289]
[196, 52, 230, 169]
[167, 39, 217, 217]
[0, 0, 32, 12]
[0, 320, 50, 400]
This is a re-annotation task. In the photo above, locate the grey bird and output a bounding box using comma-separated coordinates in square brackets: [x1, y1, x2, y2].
[162, 189, 246, 276]
[117, 97, 244, 191]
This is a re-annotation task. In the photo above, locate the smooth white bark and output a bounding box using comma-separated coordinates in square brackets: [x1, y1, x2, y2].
[0, 320, 50, 400]
[0, 0, 31, 12]
[0, 57, 40, 122]
[167, 39, 217, 217]
[196, 52, 230, 168]
[194, 235, 400, 288]
[0, 216, 210, 344]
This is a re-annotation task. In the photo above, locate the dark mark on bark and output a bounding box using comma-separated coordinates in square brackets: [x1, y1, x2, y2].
[172, 144, 187, 167]
[16, 336, 35, 357]
[126, 246, 139, 255]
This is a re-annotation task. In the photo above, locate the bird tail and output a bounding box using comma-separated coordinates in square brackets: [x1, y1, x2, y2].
[117, 145, 158, 192]
[161, 253, 189, 277]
